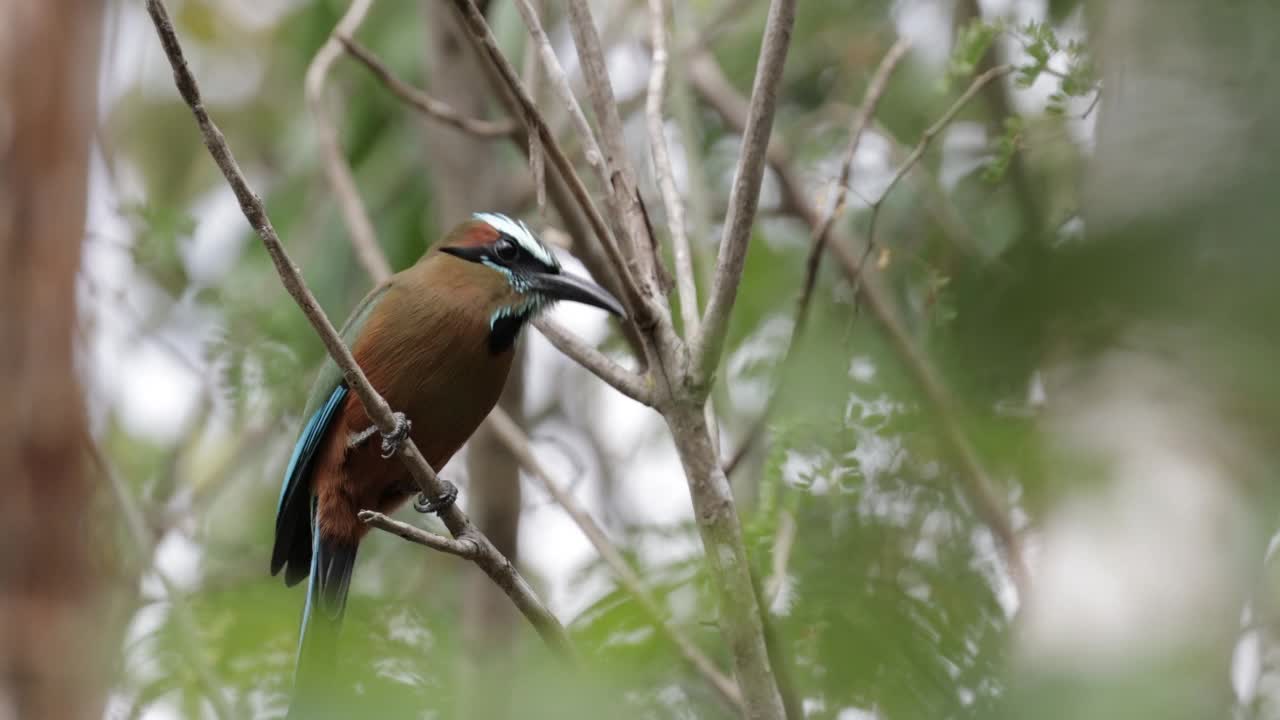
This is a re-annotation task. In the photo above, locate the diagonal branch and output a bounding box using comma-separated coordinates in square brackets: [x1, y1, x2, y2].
[532, 317, 653, 406]
[689, 0, 799, 387]
[864, 64, 1013, 255]
[304, 0, 391, 283]
[810, 39, 912, 265]
[646, 0, 699, 335]
[334, 29, 651, 363]
[338, 36, 519, 138]
[485, 409, 744, 713]
[687, 45, 1030, 597]
[445, 0, 649, 319]
[510, 0, 609, 192]
[564, 0, 665, 290]
[145, 0, 572, 659]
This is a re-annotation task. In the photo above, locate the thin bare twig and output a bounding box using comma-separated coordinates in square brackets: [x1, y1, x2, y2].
[304, 0, 391, 283]
[646, 0, 699, 334]
[812, 40, 912, 259]
[554, 0, 687, 407]
[358, 511, 479, 558]
[485, 409, 745, 713]
[338, 36, 519, 138]
[445, 0, 649, 322]
[532, 317, 653, 406]
[145, 0, 572, 658]
[521, 9, 548, 214]
[511, 0, 608, 188]
[1081, 88, 1102, 119]
[690, 0, 798, 387]
[564, 0, 664, 289]
[864, 64, 1014, 257]
[725, 39, 911, 474]
[687, 46, 1030, 597]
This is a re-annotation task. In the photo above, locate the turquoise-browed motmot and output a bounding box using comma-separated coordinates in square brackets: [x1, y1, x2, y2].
[272, 213, 623, 712]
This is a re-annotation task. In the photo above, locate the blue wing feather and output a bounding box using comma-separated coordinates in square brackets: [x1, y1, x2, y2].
[299, 504, 322, 656]
[277, 280, 392, 715]
[271, 384, 348, 583]
[277, 385, 348, 515]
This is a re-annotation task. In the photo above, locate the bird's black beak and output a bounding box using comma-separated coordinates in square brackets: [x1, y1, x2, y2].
[530, 271, 626, 319]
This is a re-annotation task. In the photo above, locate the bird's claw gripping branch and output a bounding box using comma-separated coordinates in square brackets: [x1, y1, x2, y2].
[379, 411, 412, 459]
[414, 480, 459, 515]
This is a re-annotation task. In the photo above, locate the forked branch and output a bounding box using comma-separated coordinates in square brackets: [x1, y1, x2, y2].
[690, 0, 799, 386]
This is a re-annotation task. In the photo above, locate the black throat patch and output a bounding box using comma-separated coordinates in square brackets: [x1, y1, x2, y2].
[489, 310, 532, 354]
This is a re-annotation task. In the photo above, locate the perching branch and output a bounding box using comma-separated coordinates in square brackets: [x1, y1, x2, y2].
[304, 0, 391, 283]
[484, 409, 745, 714]
[358, 511, 480, 558]
[690, 0, 798, 387]
[338, 36, 519, 138]
[145, 0, 573, 659]
[725, 38, 911, 474]
[646, 0, 699, 334]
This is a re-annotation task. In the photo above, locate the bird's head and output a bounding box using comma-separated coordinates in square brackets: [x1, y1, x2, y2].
[438, 213, 625, 353]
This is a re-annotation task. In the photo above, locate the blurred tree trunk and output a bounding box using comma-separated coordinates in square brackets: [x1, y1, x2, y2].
[0, 2, 103, 718]
[421, 3, 525, 718]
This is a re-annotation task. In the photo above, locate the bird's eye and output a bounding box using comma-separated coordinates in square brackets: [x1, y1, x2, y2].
[494, 237, 518, 262]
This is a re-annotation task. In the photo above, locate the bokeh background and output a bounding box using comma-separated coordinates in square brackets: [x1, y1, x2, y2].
[3, 0, 1279, 718]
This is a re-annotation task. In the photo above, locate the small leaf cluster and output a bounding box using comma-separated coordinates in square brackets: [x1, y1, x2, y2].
[949, 18, 1097, 183]
[983, 115, 1025, 183]
[1010, 20, 1097, 117]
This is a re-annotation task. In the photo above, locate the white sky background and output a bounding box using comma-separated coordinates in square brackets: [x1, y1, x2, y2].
[85, 0, 1273, 717]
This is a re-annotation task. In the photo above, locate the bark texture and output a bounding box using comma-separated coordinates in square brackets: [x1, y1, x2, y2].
[0, 2, 103, 718]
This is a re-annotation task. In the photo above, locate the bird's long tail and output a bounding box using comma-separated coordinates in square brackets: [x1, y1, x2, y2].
[286, 515, 358, 719]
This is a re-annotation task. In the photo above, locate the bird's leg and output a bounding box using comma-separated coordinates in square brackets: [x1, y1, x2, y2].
[413, 480, 459, 515]
[379, 412, 412, 459]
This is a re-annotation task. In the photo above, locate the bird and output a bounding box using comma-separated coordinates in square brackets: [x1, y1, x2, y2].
[271, 212, 624, 714]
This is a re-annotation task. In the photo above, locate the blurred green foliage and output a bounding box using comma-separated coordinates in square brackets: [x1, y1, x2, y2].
[95, 0, 1280, 718]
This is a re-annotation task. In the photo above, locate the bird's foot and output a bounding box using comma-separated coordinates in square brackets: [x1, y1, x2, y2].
[380, 412, 412, 459]
[413, 480, 458, 515]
